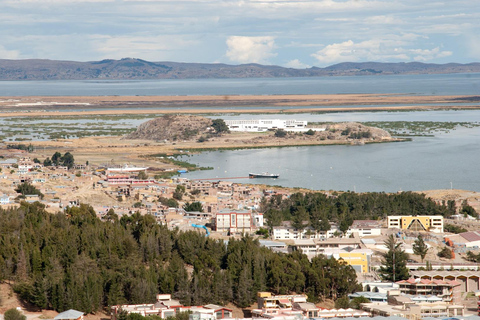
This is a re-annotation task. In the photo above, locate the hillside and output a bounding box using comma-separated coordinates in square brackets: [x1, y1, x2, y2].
[125, 115, 213, 141]
[1, 58, 480, 80]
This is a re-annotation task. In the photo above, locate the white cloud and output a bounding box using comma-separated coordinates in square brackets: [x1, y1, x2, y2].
[90, 34, 200, 60]
[284, 59, 310, 69]
[311, 38, 453, 65]
[411, 47, 452, 61]
[226, 36, 276, 64]
[0, 45, 20, 59]
[364, 15, 403, 25]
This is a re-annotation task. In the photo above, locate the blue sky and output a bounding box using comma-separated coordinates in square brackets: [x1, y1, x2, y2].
[1, 0, 479, 67]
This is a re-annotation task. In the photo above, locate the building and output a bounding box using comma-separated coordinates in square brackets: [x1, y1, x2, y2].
[323, 248, 373, 273]
[395, 278, 462, 303]
[111, 294, 232, 320]
[345, 220, 383, 237]
[447, 231, 480, 248]
[257, 292, 308, 309]
[360, 290, 465, 319]
[225, 119, 326, 133]
[387, 216, 444, 233]
[0, 194, 11, 205]
[215, 209, 252, 233]
[410, 270, 480, 293]
[54, 310, 84, 320]
[272, 223, 340, 240]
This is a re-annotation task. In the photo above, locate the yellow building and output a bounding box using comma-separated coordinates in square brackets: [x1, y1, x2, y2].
[324, 249, 373, 273]
[387, 215, 443, 233]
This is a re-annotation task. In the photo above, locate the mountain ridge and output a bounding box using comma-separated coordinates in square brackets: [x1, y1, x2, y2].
[1, 58, 480, 80]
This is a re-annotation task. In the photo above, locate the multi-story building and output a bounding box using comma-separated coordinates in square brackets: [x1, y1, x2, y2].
[272, 223, 340, 240]
[396, 278, 461, 303]
[215, 209, 252, 233]
[387, 215, 444, 233]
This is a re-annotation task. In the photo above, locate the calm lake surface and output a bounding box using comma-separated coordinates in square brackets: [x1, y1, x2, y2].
[2, 72, 480, 96]
[3, 75, 480, 192]
[180, 110, 480, 193]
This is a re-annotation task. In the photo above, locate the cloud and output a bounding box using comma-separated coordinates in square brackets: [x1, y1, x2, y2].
[284, 59, 310, 69]
[226, 36, 276, 64]
[311, 37, 452, 65]
[0, 45, 20, 59]
[364, 15, 403, 25]
[90, 34, 200, 60]
[411, 47, 452, 61]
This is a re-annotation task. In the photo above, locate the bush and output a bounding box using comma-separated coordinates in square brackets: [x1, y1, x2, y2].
[274, 129, 287, 138]
[438, 247, 453, 259]
[305, 129, 315, 136]
[5, 309, 26, 320]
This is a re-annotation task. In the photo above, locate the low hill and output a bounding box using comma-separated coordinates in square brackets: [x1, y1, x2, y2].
[125, 115, 213, 141]
[1, 58, 480, 80]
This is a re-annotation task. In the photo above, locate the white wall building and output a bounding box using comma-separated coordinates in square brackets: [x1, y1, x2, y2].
[272, 223, 340, 240]
[225, 119, 325, 133]
[345, 220, 383, 237]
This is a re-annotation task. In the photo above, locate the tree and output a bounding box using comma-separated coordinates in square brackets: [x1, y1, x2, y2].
[43, 157, 52, 167]
[412, 235, 429, 262]
[274, 129, 287, 138]
[138, 170, 148, 180]
[378, 234, 410, 281]
[4, 309, 26, 320]
[61, 152, 75, 169]
[15, 182, 44, 199]
[460, 200, 478, 218]
[52, 152, 62, 166]
[183, 202, 203, 212]
[211, 119, 229, 135]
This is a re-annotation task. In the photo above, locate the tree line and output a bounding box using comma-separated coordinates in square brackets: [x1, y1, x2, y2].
[0, 202, 360, 313]
[262, 191, 456, 232]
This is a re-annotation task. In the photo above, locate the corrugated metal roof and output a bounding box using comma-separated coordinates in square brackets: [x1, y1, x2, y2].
[54, 310, 84, 320]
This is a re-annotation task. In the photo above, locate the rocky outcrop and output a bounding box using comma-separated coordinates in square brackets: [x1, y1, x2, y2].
[125, 115, 212, 141]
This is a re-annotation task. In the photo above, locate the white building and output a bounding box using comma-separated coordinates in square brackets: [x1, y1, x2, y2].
[272, 223, 340, 240]
[225, 119, 325, 133]
[345, 220, 383, 237]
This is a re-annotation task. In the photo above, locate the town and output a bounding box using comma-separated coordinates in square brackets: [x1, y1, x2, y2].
[1, 146, 480, 320]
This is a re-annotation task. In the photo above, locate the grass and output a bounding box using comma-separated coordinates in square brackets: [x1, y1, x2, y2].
[361, 121, 480, 136]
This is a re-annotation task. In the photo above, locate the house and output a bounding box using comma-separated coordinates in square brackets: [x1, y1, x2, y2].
[387, 215, 444, 233]
[54, 310, 84, 320]
[111, 294, 232, 320]
[0, 194, 11, 205]
[24, 194, 40, 203]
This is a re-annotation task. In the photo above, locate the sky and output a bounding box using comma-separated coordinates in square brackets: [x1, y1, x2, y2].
[1, 0, 479, 68]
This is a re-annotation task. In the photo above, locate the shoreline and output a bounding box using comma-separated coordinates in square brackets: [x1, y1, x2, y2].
[0, 93, 480, 117]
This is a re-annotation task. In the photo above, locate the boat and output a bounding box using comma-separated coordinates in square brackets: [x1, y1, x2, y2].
[249, 172, 279, 179]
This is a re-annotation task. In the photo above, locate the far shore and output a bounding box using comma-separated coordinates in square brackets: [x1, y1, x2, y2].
[0, 93, 480, 117]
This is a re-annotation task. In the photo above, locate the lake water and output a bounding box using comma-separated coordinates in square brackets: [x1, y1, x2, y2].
[2, 72, 480, 96]
[180, 110, 480, 193]
[2, 75, 480, 192]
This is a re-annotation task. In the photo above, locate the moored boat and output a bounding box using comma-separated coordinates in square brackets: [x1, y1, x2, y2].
[249, 172, 279, 179]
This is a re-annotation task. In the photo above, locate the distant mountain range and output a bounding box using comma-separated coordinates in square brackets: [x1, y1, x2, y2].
[1, 58, 480, 80]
